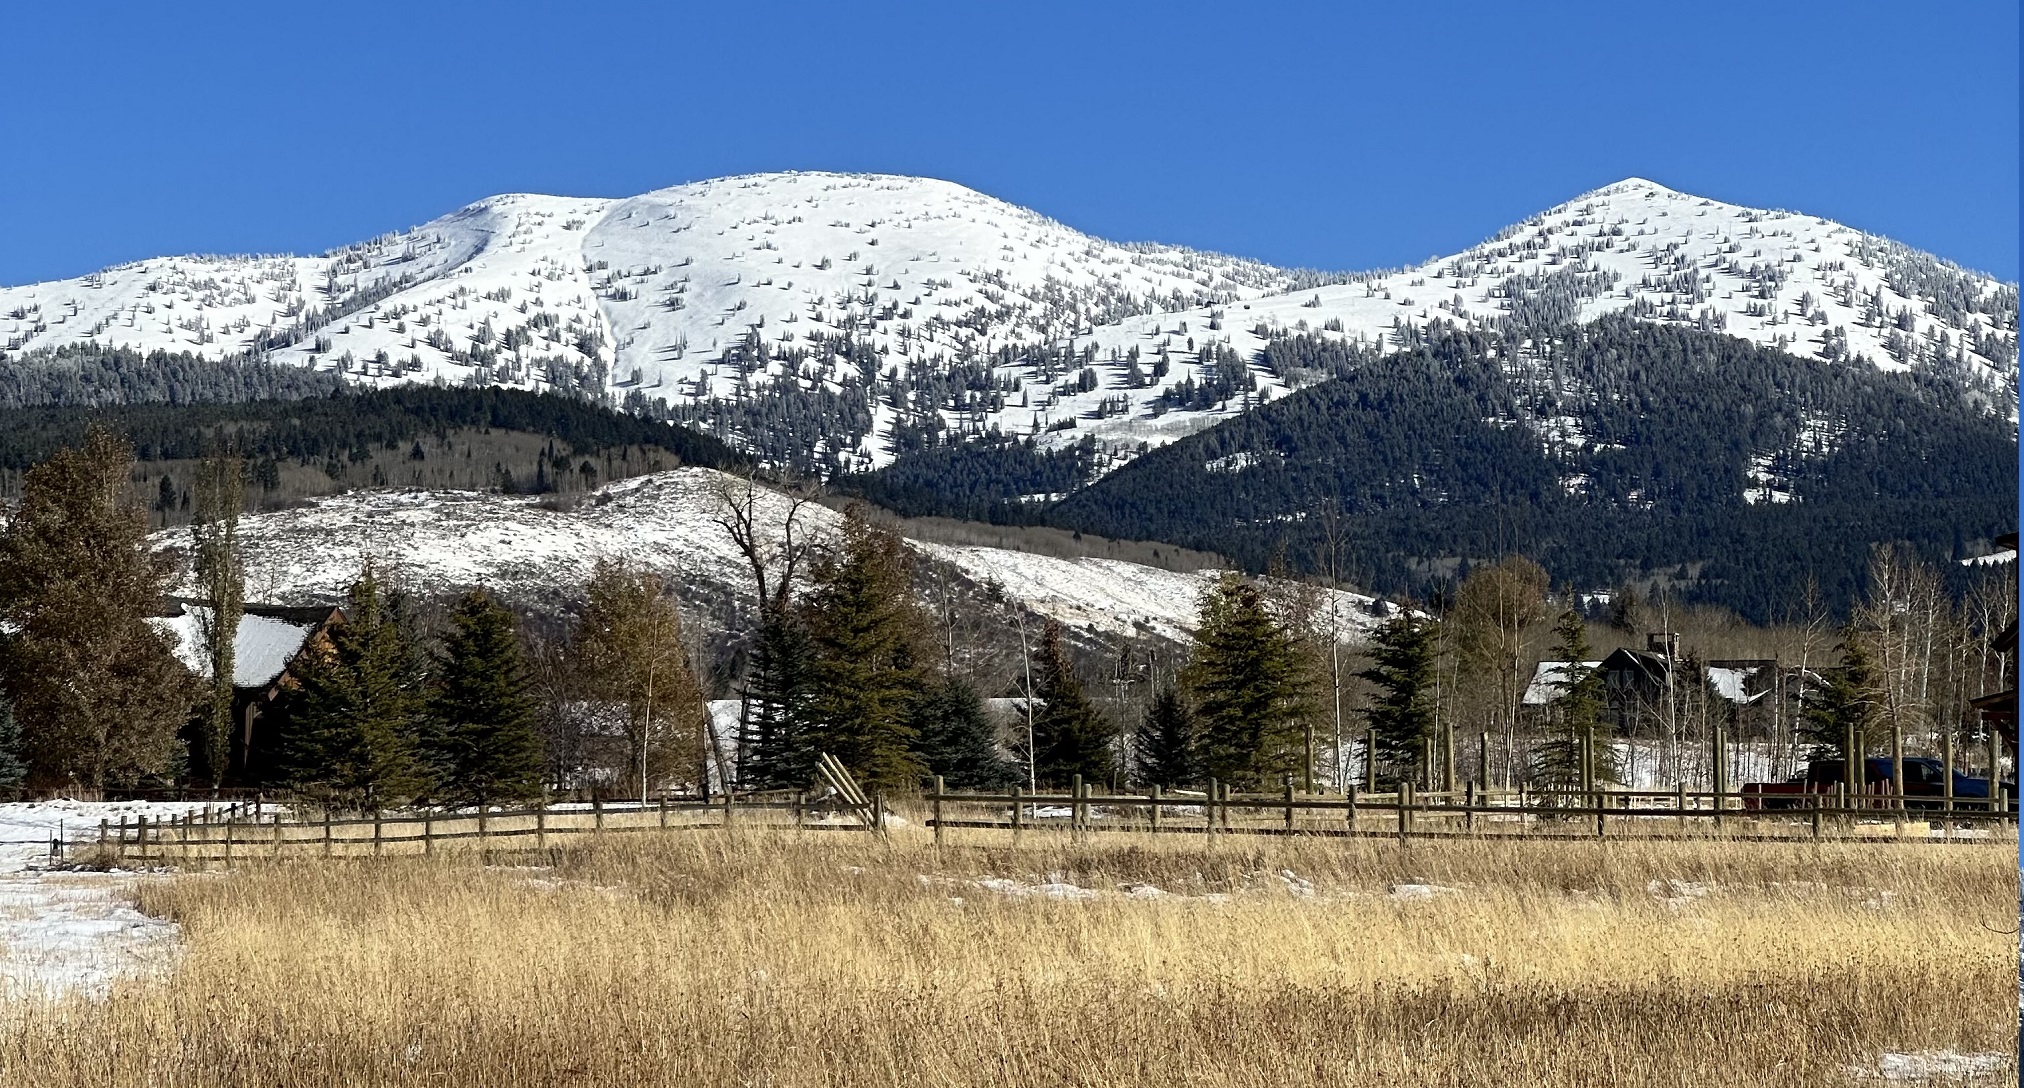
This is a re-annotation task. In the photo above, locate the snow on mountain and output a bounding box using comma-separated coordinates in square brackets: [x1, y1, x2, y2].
[8, 173, 2014, 473]
[156, 466, 1378, 646]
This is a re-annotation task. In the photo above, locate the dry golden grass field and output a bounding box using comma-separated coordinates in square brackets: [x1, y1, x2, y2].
[0, 829, 2014, 1087]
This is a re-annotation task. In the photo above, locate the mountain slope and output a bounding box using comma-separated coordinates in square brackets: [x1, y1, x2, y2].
[1046, 317, 2017, 619]
[5, 174, 2014, 476]
[157, 466, 1379, 647]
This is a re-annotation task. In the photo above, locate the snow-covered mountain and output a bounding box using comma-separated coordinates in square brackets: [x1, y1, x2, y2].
[154, 466, 1380, 647]
[8, 173, 2015, 474]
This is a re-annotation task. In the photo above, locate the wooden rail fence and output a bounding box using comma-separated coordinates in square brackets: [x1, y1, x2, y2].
[86, 776, 2014, 864]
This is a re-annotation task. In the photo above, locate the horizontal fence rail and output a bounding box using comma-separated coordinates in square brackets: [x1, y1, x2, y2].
[82, 779, 2015, 865]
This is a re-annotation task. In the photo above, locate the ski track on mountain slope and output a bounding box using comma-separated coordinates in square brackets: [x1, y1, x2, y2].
[5, 173, 2013, 475]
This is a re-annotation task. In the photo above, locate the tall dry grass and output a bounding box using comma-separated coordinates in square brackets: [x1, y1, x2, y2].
[0, 830, 2014, 1087]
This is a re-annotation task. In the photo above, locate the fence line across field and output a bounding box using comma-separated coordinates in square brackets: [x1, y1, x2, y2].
[91, 777, 2014, 864]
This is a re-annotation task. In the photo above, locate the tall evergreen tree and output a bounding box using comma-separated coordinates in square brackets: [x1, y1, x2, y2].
[801, 510, 930, 790]
[1028, 621, 1114, 787]
[191, 446, 245, 787]
[426, 590, 545, 807]
[0, 425, 195, 789]
[266, 564, 427, 807]
[910, 676, 1017, 789]
[738, 611, 818, 790]
[1531, 608, 1618, 789]
[1186, 574, 1306, 789]
[1799, 633, 1879, 763]
[1132, 685, 1196, 790]
[1357, 611, 1439, 788]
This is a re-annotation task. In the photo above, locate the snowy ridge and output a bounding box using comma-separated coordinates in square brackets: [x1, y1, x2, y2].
[6, 173, 2014, 473]
[156, 467, 1380, 645]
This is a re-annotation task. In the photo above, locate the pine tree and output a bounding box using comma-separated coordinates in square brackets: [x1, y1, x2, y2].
[426, 590, 545, 807]
[1186, 575, 1305, 789]
[1799, 633, 1878, 763]
[910, 677, 1017, 789]
[267, 564, 427, 807]
[1357, 611, 1439, 788]
[1132, 686, 1196, 789]
[0, 425, 196, 789]
[739, 610, 817, 789]
[1531, 608, 1618, 790]
[801, 510, 930, 790]
[1028, 621, 1114, 787]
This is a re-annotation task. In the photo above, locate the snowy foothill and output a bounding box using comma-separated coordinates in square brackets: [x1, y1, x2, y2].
[0, 800, 210, 1000]
[157, 465, 1382, 647]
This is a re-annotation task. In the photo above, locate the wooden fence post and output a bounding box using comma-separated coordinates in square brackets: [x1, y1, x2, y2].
[98, 819, 107, 856]
[1283, 777, 1296, 833]
[222, 815, 231, 867]
[593, 796, 604, 834]
[659, 794, 669, 830]
[1205, 778, 1218, 840]
[136, 816, 147, 864]
[932, 776, 945, 847]
[1346, 784, 1358, 833]
[424, 813, 435, 856]
[1810, 791, 1822, 839]
[1478, 730, 1490, 790]
[373, 809, 383, 856]
[1070, 775, 1084, 841]
[794, 792, 806, 831]
[536, 806, 548, 850]
[721, 788, 734, 832]
[272, 811, 283, 857]
[1464, 781, 1475, 834]
[1011, 786, 1023, 843]
[479, 810, 490, 852]
[1397, 782, 1411, 842]
[322, 808, 333, 858]
[1149, 784, 1162, 834]
[1365, 731, 1378, 794]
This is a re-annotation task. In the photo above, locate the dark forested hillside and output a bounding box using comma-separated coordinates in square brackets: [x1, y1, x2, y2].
[0, 343, 345, 408]
[1041, 317, 2016, 619]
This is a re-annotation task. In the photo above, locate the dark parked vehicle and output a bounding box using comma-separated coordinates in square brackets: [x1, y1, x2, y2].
[1742, 757, 2015, 812]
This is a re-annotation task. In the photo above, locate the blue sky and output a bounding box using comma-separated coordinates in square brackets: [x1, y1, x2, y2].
[2, 1, 2016, 285]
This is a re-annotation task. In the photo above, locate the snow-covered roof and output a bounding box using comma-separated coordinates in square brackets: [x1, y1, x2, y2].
[1522, 661, 1602, 706]
[1705, 665, 1767, 705]
[150, 606, 324, 689]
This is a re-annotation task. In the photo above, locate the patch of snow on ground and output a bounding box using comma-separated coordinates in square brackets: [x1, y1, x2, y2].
[1849, 1051, 2013, 1082]
[0, 801, 209, 999]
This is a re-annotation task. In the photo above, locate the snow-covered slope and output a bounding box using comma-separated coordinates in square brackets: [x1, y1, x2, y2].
[156, 467, 1379, 645]
[8, 173, 2014, 472]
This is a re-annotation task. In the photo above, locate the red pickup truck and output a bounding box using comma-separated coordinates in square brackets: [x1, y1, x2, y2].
[1741, 757, 2012, 811]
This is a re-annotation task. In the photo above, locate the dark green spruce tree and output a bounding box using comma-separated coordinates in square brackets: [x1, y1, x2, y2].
[1799, 632, 1878, 763]
[267, 564, 426, 807]
[801, 510, 930, 790]
[1186, 575, 1306, 789]
[910, 677, 1018, 789]
[1132, 685, 1196, 790]
[1357, 611, 1438, 788]
[425, 590, 545, 807]
[1028, 621, 1114, 788]
[1531, 608, 1617, 790]
[739, 610, 817, 790]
